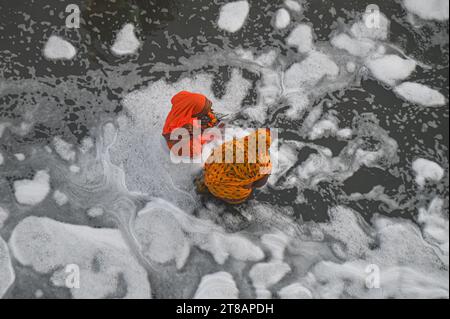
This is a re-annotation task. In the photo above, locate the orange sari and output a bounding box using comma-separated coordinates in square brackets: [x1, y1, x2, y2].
[203, 129, 272, 204]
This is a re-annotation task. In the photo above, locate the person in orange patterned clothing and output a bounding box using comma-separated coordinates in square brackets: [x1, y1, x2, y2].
[198, 129, 272, 204]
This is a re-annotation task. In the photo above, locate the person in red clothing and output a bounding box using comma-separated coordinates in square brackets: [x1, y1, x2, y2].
[162, 91, 219, 158]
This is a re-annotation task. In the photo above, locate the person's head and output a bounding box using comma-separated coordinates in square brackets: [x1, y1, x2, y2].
[164, 91, 215, 136]
[193, 98, 212, 117]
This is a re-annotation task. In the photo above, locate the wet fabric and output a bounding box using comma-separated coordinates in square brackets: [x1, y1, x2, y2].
[203, 129, 272, 204]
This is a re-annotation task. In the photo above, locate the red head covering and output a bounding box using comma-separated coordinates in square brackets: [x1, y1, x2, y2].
[162, 91, 206, 135]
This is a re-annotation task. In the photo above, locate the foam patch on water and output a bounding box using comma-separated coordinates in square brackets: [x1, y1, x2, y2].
[13, 170, 51, 206]
[0, 123, 8, 138]
[403, 0, 449, 21]
[1, 3, 447, 299]
[111, 23, 141, 56]
[418, 198, 449, 265]
[9, 216, 151, 298]
[282, 51, 339, 118]
[53, 190, 68, 206]
[14, 153, 25, 161]
[289, 115, 398, 189]
[194, 272, 239, 299]
[261, 233, 289, 261]
[304, 111, 353, 141]
[4, 126, 446, 299]
[274, 8, 291, 30]
[309, 119, 344, 140]
[278, 283, 312, 299]
[87, 206, 104, 218]
[394, 82, 446, 106]
[350, 11, 390, 41]
[290, 206, 449, 298]
[347, 185, 400, 211]
[284, 0, 302, 12]
[412, 158, 445, 187]
[53, 137, 76, 162]
[331, 33, 376, 57]
[43, 35, 76, 60]
[284, 51, 339, 89]
[69, 165, 80, 173]
[365, 55, 416, 86]
[286, 24, 314, 53]
[0, 206, 8, 229]
[0, 237, 15, 298]
[217, 1, 250, 33]
[133, 199, 265, 269]
[320, 206, 374, 258]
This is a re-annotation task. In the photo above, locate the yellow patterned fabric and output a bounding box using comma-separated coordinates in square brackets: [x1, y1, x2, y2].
[203, 129, 272, 204]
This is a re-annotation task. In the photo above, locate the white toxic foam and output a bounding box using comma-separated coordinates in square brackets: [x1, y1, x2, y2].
[261, 233, 289, 261]
[365, 55, 416, 86]
[286, 24, 314, 53]
[217, 1, 250, 33]
[394, 82, 446, 106]
[134, 199, 265, 269]
[337, 128, 353, 139]
[307, 115, 352, 141]
[309, 119, 338, 140]
[350, 11, 390, 41]
[14, 153, 25, 161]
[275, 8, 291, 29]
[297, 206, 449, 298]
[331, 33, 376, 57]
[403, 0, 449, 21]
[278, 283, 313, 299]
[268, 142, 298, 187]
[284, 51, 339, 88]
[0, 122, 9, 138]
[194, 272, 239, 299]
[13, 170, 50, 206]
[43, 35, 76, 60]
[110, 71, 250, 212]
[320, 206, 375, 258]
[418, 197, 449, 265]
[111, 23, 141, 56]
[412, 158, 445, 187]
[284, 0, 302, 12]
[9, 216, 151, 298]
[0, 236, 15, 298]
[249, 261, 291, 298]
[87, 206, 104, 218]
[242, 202, 448, 298]
[53, 190, 69, 206]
